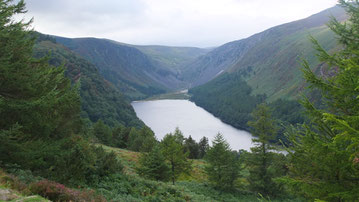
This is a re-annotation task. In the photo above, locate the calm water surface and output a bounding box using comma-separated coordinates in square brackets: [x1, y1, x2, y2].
[132, 99, 253, 151]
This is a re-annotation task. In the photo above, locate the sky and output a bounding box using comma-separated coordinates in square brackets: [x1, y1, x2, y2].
[21, 0, 338, 47]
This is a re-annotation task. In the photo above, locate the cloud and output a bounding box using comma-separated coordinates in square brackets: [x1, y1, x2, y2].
[22, 0, 337, 47]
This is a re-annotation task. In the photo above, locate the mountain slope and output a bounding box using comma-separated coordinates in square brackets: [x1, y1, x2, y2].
[133, 45, 210, 74]
[185, 5, 346, 95]
[55, 37, 174, 99]
[183, 37, 259, 87]
[34, 35, 143, 127]
[188, 5, 346, 132]
[54, 37, 208, 99]
[229, 5, 347, 101]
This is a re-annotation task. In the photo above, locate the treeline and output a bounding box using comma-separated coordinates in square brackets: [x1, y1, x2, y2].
[91, 120, 210, 160]
[189, 72, 305, 143]
[189, 72, 266, 131]
[133, 105, 289, 198]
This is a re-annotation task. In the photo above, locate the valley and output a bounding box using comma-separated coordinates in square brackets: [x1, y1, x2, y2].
[1, 0, 358, 201]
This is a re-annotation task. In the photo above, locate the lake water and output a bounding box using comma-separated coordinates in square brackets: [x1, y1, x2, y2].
[131, 99, 254, 151]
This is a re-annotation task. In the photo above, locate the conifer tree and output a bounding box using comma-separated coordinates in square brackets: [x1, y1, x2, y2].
[246, 103, 284, 197]
[198, 136, 209, 159]
[184, 135, 199, 159]
[137, 145, 170, 181]
[160, 128, 191, 185]
[283, 1, 359, 200]
[0, 0, 122, 185]
[205, 133, 240, 190]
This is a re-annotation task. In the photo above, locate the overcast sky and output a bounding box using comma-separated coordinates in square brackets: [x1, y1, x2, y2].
[22, 0, 338, 47]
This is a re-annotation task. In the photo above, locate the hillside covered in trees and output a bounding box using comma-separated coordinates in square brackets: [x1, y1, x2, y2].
[1, 0, 358, 201]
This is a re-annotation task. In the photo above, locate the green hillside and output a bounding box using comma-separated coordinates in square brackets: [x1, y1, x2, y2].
[33, 35, 143, 127]
[186, 5, 346, 100]
[55, 37, 174, 99]
[134, 45, 210, 74]
[232, 25, 338, 101]
[188, 5, 346, 132]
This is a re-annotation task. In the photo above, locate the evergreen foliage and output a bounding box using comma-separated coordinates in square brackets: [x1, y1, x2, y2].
[205, 133, 241, 191]
[189, 73, 266, 131]
[92, 120, 112, 145]
[0, 0, 122, 186]
[184, 135, 200, 159]
[127, 126, 157, 152]
[33, 35, 144, 128]
[160, 128, 192, 185]
[198, 136, 210, 159]
[246, 104, 285, 197]
[283, 1, 359, 201]
[137, 145, 170, 181]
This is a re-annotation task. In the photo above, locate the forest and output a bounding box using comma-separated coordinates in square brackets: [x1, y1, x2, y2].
[0, 0, 358, 201]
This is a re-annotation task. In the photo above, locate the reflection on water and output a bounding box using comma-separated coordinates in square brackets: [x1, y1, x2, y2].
[132, 99, 254, 151]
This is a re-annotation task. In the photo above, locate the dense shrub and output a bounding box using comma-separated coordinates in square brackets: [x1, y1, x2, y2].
[30, 179, 106, 202]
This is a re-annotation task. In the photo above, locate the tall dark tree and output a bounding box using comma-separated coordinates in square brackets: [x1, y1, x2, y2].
[127, 126, 157, 152]
[246, 104, 284, 197]
[137, 145, 170, 181]
[184, 135, 199, 159]
[198, 136, 209, 159]
[283, 1, 359, 201]
[92, 120, 112, 145]
[0, 0, 122, 185]
[0, 0, 82, 166]
[205, 133, 241, 191]
[161, 128, 191, 185]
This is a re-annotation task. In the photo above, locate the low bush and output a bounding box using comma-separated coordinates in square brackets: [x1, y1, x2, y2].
[30, 179, 106, 202]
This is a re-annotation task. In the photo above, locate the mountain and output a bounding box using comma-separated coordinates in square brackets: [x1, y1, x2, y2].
[33, 34, 144, 127]
[185, 5, 346, 100]
[188, 5, 346, 133]
[133, 45, 210, 74]
[55, 37, 208, 99]
[229, 5, 347, 101]
[183, 37, 259, 87]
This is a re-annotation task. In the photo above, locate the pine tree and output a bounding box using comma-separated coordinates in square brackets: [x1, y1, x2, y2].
[198, 136, 209, 159]
[184, 135, 200, 159]
[246, 103, 284, 197]
[92, 120, 112, 145]
[283, 1, 359, 200]
[0, 0, 123, 185]
[205, 133, 240, 191]
[137, 145, 170, 181]
[160, 128, 191, 185]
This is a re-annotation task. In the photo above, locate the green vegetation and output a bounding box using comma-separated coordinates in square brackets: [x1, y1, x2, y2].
[281, 1, 359, 201]
[144, 90, 190, 100]
[0, 0, 121, 189]
[246, 104, 286, 198]
[189, 72, 306, 143]
[137, 145, 170, 181]
[134, 45, 209, 73]
[1, 0, 358, 201]
[189, 72, 267, 131]
[205, 133, 241, 191]
[161, 129, 192, 185]
[55, 37, 174, 100]
[33, 36, 143, 127]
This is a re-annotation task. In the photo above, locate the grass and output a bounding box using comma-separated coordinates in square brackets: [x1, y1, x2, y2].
[144, 90, 190, 100]
[96, 144, 270, 201]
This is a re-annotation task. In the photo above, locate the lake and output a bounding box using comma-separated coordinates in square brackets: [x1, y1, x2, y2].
[131, 99, 254, 151]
